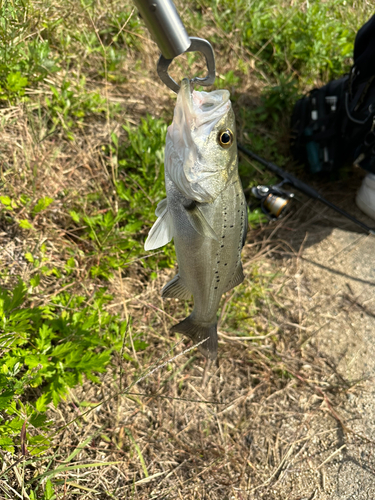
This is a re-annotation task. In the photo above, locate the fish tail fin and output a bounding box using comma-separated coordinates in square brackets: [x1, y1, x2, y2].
[171, 316, 218, 360]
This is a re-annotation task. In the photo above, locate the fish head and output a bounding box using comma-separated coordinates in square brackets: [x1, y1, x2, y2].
[165, 78, 237, 203]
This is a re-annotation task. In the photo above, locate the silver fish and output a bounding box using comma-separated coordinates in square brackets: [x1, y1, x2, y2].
[145, 79, 247, 359]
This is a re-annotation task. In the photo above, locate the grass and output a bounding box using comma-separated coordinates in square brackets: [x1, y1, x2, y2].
[0, 0, 373, 497]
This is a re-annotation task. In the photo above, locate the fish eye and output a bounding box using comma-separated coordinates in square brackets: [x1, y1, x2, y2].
[218, 129, 234, 149]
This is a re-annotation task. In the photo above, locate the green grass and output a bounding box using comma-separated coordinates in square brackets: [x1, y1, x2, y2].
[0, 279, 149, 455]
[185, 0, 372, 84]
[64, 114, 175, 279]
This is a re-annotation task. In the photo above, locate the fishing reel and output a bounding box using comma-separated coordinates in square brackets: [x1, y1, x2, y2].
[251, 184, 294, 219]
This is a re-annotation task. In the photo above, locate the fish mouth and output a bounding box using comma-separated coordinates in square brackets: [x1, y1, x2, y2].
[178, 78, 230, 124]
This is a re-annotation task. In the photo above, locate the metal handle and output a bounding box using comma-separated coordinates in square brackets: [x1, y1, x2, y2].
[133, 0, 191, 59]
[133, 0, 216, 92]
[157, 37, 216, 93]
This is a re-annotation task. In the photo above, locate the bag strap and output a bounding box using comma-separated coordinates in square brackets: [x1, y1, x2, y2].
[353, 13, 375, 82]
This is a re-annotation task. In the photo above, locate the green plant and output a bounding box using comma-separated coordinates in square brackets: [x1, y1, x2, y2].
[216, 70, 241, 88]
[0, 279, 147, 455]
[45, 78, 107, 139]
[0, 72, 28, 100]
[0, 1, 58, 102]
[67, 114, 175, 279]
[32, 197, 54, 217]
[221, 267, 276, 333]
[187, 0, 373, 84]
[240, 0, 355, 81]
[257, 76, 300, 122]
[247, 208, 268, 229]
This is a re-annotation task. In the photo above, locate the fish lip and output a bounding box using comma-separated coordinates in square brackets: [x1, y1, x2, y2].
[180, 78, 193, 116]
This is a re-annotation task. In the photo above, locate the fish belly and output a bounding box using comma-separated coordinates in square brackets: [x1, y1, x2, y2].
[167, 175, 246, 358]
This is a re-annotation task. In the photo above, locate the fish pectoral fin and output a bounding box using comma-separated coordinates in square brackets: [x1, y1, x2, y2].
[144, 208, 173, 251]
[155, 198, 168, 217]
[171, 316, 218, 360]
[223, 263, 245, 293]
[184, 203, 218, 241]
[162, 275, 192, 300]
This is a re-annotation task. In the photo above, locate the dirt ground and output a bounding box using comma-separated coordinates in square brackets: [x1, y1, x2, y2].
[250, 171, 375, 500]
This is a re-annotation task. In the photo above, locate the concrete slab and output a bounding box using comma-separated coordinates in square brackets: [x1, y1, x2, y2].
[271, 226, 375, 499]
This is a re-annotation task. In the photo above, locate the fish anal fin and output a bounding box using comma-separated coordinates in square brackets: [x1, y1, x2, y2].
[184, 203, 218, 241]
[223, 263, 245, 293]
[171, 316, 217, 360]
[144, 209, 173, 251]
[162, 275, 192, 300]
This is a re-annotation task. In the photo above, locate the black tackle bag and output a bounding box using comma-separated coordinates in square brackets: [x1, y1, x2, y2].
[290, 13, 375, 175]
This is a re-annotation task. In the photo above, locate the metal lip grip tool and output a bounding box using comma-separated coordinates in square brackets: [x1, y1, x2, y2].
[133, 0, 216, 93]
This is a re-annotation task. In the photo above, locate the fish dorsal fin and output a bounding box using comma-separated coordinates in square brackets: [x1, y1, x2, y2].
[144, 208, 173, 251]
[184, 202, 218, 241]
[223, 263, 245, 293]
[155, 198, 168, 217]
[162, 274, 192, 300]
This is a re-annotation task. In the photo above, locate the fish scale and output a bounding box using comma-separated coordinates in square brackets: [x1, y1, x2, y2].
[144, 79, 247, 359]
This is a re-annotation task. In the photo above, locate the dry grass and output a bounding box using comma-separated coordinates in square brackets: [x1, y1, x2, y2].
[3, 318, 354, 499]
[1, 1, 373, 498]
[1, 221, 359, 498]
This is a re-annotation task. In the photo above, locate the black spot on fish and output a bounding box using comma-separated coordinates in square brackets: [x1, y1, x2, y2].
[221, 245, 224, 248]
[214, 286, 218, 290]
[224, 263, 227, 266]
[230, 225, 233, 228]
[222, 236, 225, 238]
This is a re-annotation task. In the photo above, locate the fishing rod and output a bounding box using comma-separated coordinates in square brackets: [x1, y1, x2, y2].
[238, 143, 375, 235]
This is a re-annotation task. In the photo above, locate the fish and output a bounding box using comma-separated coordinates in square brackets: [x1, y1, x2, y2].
[145, 78, 247, 359]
